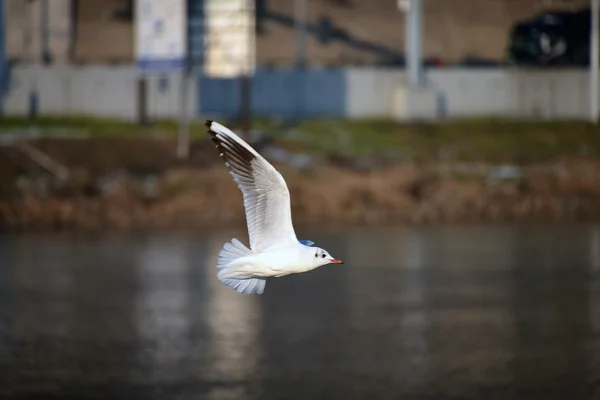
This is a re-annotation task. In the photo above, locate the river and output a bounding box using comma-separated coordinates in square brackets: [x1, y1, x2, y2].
[0, 225, 599, 399]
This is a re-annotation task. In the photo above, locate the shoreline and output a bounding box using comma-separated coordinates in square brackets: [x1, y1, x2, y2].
[2, 117, 600, 232]
[2, 160, 600, 232]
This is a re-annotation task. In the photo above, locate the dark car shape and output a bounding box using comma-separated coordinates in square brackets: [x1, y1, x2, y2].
[507, 8, 594, 67]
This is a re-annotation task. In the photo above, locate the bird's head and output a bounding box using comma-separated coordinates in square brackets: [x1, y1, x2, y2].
[308, 246, 344, 268]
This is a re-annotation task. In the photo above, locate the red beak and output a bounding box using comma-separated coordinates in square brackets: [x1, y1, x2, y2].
[330, 258, 344, 264]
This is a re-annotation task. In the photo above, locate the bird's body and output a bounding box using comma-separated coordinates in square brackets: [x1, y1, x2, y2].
[206, 120, 343, 294]
[222, 244, 321, 278]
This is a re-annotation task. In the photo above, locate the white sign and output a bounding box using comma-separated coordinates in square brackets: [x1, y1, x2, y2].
[135, 0, 187, 72]
[397, 0, 410, 12]
[204, 0, 255, 77]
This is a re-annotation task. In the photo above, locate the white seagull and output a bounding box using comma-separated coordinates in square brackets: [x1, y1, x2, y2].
[206, 120, 343, 295]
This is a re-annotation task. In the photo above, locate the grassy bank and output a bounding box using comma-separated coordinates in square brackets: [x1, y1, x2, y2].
[1, 116, 599, 163]
[2, 116, 600, 231]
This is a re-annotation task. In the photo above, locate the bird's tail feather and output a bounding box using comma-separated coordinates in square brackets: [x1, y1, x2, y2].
[216, 238, 266, 295]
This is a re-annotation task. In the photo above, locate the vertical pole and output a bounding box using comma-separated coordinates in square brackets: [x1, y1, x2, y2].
[406, 0, 423, 87]
[239, 0, 253, 139]
[0, 0, 5, 115]
[41, 0, 50, 64]
[177, 0, 190, 158]
[137, 75, 148, 125]
[294, 0, 307, 68]
[70, 0, 78, 63]
[177, 69, 190, 159]
[591, 0, 599, 123]
[0, 0, 3, 64]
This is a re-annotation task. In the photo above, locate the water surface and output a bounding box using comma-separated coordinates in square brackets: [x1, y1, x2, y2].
[0, 225, 599, 399]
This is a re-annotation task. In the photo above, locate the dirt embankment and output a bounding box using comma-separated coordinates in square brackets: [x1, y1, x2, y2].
[2, 155, 600, 232]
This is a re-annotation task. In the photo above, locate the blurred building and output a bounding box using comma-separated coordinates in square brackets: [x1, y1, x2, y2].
[257, 0, 590, 66]
[4, 0, 132, 64]
[5, 0, 74, 64]
[0, 0, 596, 121]
[73, 0, 133, 63]
[3, 0, 591, 67]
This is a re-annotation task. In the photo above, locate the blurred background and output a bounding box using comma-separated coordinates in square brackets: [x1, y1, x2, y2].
[1, 0, 600, 399]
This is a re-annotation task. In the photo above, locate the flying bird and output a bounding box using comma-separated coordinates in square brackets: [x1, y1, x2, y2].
[206, 120, 343, 294]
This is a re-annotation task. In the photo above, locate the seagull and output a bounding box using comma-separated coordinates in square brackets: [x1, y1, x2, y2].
[206, 120, 343, 294]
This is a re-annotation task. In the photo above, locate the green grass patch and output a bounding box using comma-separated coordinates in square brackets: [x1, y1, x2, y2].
[1, 116, 599, 163]
[0, 116, 212, 139]
[264, 117, 600, 163]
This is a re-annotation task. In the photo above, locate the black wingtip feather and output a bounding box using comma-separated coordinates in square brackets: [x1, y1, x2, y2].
[205, 120, 257, 178]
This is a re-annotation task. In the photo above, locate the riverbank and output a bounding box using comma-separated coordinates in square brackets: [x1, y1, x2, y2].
[0, 117, 599, 231]
[2, 159, 600, 232]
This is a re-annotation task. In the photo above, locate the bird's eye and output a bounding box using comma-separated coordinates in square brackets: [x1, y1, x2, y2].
[315, 253, 318, 258]
[321, 254, 326, 258]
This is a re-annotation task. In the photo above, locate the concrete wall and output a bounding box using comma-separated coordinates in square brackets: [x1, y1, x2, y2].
[345, 68, 405, 118]
[3, 66, 197, 121]
[345, 67, 594, 120]
[0, 64, 595, 121]
[429, 69, 590, 119]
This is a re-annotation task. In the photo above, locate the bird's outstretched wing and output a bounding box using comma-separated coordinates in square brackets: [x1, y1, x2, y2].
[206, 120, 298, 251]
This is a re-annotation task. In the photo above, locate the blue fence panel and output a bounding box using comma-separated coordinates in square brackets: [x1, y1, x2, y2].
[302, 69, 346, 116]
[252, 69, 304, 117]
[198, 77, 240, 117]
[198, 68, 346, 118]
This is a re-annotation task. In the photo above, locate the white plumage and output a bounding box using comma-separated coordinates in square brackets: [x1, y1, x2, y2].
[206, 120, 343, 294]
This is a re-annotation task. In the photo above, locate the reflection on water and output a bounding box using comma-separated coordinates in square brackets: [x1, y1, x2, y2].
[0, 226, 599, 399]
[133, 236, 194, 385]
[204, 234, 261, 400]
